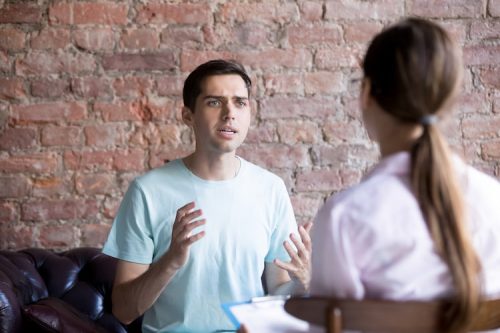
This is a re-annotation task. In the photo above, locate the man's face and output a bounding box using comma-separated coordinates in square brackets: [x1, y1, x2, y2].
[183, 74, 251, 155]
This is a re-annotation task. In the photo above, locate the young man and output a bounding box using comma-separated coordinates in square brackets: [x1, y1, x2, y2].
[102, 59, 312, 333]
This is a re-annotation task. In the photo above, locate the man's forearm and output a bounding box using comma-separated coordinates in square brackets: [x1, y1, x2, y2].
[112, 254, 179, 324]
[269, 278, 308, 296]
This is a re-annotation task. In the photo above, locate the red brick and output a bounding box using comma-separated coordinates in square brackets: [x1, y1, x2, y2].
[0, 175, 30, 198]
[0, 224, 35, 250]
[0, 77, 26, 100]
[299, 1, 323, 21]
[160, 26, 204, 48]
[73, 28, 116, 51]
[318, 144, 379, 168]
[408, 0, 484, 18]
[245, 123, 278, 144]
[0, 51, 10, 73]
[113, 76, 152, 98]
[157, 123, 183, 147]
[227, 23, 274, 48]
[70, 77, 113, 99]
[120, 28, 160, 49]
[462, 116, 500, 139]
[0, 201, 17, 222]
[81, 223, 111, 247]
[113, 149, 146, 171]
[0, 127, 37, 150]
[490, 0, 500, 17]
[218, 3, 299, 24]
[156, 75, 184, 96]
[290, 194, 323, 217]
[22, 199, 98, 221]
[32, 177, 70, 198]
[97, 102, 140, 122]
[344, 21, 384, 44]
[41, 125, 82, 147]
[0, 28, 26, 51]
[39, 224, 78, 249]
[481, 141, 500, 161]
[287, 25, 342, 46]
[439, 21, 468, 45]
[16, 51, 96, 75]
[340, 168, 363, 188]
[261, 96, 341, 119]
[30, 28, 70, 50]
[0, 152, 59, 174]
[316, 47, 361, 70]
[0, 4, 41, 24]
[136, 3, 212, 24]
[470, 21, 500, 40]
[102, 53, 176, 71]
[237, 49, 313, 70]
[305, 71, 345, 94]
[277, 120, 321, 144]
[149, 146, 193, 168]
[13, 102, 87, 124]
[180, 50, 234, 72]
[84, 124, 126, 147]
[323, 120, 366, 143]
[132, 96, 176, 121]
[457, 92, 491, 115]
[75, 173, 116, 195]
[478, 67, 500, 89]
[49, 2, 128, 25]
[325, 0, 403, 20]
[296, 169, 343, 192]
[103, 197, 121, 219]
[264, 73, 304, 95]
[31, 78, 70, 98]
[463, 45, 500, 66]
[64, 150, 114, 171]
[238, 144, 310, 169]
[494, 94, 500, 114]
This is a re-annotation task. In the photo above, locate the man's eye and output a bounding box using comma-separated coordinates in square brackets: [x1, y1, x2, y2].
[207, 100, 221, 107]
[236, 100, 247, 107]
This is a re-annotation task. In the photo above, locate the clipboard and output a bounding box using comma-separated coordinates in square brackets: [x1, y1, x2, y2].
[221, 295, 313, 333]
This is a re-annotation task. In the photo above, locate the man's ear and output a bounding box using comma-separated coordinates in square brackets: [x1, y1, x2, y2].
[360, 78, 372, 112]
[182, 106, 194, 126]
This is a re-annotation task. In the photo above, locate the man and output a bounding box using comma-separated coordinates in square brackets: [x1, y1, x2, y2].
[102, 59, 311, 333]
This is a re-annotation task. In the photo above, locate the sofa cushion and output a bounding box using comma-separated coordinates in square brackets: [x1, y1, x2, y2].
[22, 297, 108, 333]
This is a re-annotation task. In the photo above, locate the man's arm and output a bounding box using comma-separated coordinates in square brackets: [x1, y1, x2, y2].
[111, 202, 205, 324]
[265, 222, 313, 295]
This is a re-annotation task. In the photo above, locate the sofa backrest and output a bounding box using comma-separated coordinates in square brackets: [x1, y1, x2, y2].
[0, 247, 142, 333]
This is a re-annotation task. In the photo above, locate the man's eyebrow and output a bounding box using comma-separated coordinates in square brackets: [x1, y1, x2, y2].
[202, 95, 248, 100]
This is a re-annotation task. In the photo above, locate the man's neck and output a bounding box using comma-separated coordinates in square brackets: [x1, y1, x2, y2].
[183, 153, 241, 181]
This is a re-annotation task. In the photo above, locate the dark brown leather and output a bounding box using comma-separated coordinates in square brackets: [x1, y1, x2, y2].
[0, 247, 142, 333]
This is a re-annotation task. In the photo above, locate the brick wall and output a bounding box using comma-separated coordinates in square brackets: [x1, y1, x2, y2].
[0, 0, 499, 250]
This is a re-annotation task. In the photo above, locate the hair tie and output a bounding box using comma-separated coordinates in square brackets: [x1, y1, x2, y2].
[420, 114, 438, 125]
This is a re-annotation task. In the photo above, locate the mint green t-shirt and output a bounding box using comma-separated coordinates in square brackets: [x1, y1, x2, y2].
[102, 157, 297, 333]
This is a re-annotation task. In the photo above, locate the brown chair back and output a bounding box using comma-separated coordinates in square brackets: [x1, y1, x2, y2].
[284, 296, 500, 333]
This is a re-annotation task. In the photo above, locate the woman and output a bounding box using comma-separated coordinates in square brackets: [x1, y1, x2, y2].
[311, 17, 500, 333]
[238, 17, 500, 333]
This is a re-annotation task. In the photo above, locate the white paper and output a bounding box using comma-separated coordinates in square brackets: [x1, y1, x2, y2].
[226, 299, 324, 333]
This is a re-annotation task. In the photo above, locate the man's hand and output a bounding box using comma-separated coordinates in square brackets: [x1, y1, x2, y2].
[273, 222, 313, 291]
[164, 201, 206, 270]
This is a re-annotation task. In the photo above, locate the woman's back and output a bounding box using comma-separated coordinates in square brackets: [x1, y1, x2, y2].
[311, 151, 500, 302]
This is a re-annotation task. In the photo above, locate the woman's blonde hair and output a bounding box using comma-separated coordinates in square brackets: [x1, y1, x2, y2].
[362, 18, 481, 333]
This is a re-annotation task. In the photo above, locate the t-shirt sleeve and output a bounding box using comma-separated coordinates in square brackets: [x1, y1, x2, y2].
[265, 179, 297, 263]
[102, 180, 155, 264]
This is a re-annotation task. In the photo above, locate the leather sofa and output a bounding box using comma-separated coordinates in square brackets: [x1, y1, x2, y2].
[0, 247, 142, 333]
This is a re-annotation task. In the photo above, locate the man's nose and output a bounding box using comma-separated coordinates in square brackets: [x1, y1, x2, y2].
[222, 102, 236, 120]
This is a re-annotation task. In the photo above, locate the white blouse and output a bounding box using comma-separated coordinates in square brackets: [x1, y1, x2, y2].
[311, 151, 500, 301]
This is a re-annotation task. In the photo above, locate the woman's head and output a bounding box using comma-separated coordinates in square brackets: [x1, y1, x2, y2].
[363, 18, 481, 333]
[362, 18, 462, 124]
